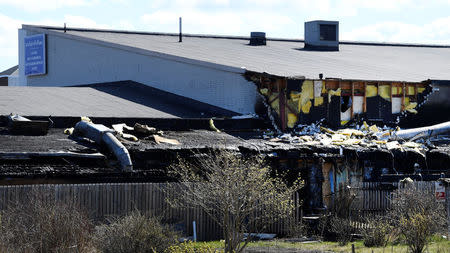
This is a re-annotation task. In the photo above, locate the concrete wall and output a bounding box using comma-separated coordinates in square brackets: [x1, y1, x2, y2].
[18, 29, 258, 114]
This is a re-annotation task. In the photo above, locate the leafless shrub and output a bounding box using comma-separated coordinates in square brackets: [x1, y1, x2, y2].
[286, 218, 307, 238]
[327, 184, 356, 245]
[93, 211, 179, 253]
[362, 216, 390, 247]
[387, 184, 447, 253]
[166, 149, 303, 253]
[0, 188, 93, 253]
[329, 216, 353, 246]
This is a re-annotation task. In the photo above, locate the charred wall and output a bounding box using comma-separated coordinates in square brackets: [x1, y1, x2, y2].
[245, 72, 432, 130]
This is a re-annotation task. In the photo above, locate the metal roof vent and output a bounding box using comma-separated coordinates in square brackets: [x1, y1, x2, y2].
[304, 20, 339, 51]
[249, 32, 266, 46]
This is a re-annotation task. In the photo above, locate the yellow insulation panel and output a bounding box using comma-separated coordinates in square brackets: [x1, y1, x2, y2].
[302, 100, 312, 113]
[404, 97, 410, 105]
[287, 113, 298, 128]
[366, 85, 377, 97]
[269, 93, 280, 115]
[290, 92, 302, 112]
[259, 88, 269, 95]
[341, 120, 349, 126]
[407, 86, 415, 95]
[322, 82, 327, 94]
[378, 85, 391, 101]
[391, 87, 402, 96]
[314, 97, 324, 106]
[290, 80, 314, 114]
[327, 88, 341, 103]
[301, 80, 314, 100]
[405, 102, 418, 114]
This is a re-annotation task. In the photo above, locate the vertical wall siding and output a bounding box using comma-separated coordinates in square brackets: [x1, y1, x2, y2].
[0, 183, 301, 241]
[19, 31, 258, 115]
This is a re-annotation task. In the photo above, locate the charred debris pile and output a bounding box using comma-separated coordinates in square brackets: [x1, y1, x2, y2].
[0, 114, 449, 184]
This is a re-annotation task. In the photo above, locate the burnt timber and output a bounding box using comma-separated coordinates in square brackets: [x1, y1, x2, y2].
[246, 72, 438, 130]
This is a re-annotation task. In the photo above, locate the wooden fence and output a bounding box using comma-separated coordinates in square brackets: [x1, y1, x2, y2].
[350, 181, 438, 215]
[349, 181, 449, 231]
[0, 181, 447, 239]
[0, 183, 301, 241]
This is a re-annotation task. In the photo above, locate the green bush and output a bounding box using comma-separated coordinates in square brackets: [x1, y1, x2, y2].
[94, 211, 179, 253]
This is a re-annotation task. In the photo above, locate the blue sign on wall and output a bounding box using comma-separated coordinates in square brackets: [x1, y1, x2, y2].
[24, 34, 46, 76]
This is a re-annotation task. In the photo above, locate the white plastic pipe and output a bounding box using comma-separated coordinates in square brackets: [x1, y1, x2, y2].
[391, 121, 450, 141]
[192, 221, 197, 242]
[74, 121, 133, 171]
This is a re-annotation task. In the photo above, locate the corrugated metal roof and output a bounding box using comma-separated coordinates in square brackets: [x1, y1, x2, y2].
[0, 81, 236, 118]
[24, 25, 450, 82]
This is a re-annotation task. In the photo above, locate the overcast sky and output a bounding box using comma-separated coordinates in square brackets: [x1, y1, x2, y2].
[1, 0, 450, 71]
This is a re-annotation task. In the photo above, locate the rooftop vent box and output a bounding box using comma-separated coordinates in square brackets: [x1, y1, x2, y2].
[249, 32, 266, 46]
[304, 20, 339, 51]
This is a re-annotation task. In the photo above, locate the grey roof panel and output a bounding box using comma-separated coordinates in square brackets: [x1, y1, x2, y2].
[0, 65, 18, 76]
[30, 26, 450, 82]
[0, 81, 236, 118]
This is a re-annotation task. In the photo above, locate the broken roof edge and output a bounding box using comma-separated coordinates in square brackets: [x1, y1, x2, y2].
[21, 24, 450, 49]
[21, 24, 245, 75]
[245, 71, 431, 84]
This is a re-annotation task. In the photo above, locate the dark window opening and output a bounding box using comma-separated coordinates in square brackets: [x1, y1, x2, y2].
[320, 24, 337, 41]
[341, 96, 352, 113]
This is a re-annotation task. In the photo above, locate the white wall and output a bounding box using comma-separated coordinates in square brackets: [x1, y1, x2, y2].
[19, 29, 258, 114]
[18, 29, 27, 86]
[7, 76, 19, 86]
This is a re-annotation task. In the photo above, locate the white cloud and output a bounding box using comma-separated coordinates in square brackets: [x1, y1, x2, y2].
[117, 20, 135, 30]
[0, 0, 97, 12]
[0, 14, 113, 70]
[342, 17, 450, 44]
[140, 10, 296, 36]
[62, 15, 111, 29]
[0, 15, 21, 56]
[148, 0, 229, 9]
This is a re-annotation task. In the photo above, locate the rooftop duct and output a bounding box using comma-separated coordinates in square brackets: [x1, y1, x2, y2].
[249, 32, 266, 46]
[304, 20, 339, 51]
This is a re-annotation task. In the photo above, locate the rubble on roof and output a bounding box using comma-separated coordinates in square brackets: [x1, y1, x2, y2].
[261, 120, 450, 159]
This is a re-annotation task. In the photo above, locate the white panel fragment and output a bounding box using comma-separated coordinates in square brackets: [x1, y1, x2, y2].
[353, 96, 364, 114]
[314, 80, 322, 97]
[392, 97, 402, 114]
[341, 108, 351, 121]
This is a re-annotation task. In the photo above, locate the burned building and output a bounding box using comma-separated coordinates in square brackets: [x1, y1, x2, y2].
[15, 21, 450, 130]
[0, 82, 449, 214]
[2, 21, 450, 218]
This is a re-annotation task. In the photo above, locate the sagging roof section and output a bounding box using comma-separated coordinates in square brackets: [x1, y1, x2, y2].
[22, 24, 450, 82]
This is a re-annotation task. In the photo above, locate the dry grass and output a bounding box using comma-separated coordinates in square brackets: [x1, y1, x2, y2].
[192, 238, 450, 253]
[0, 189, 93, 253]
